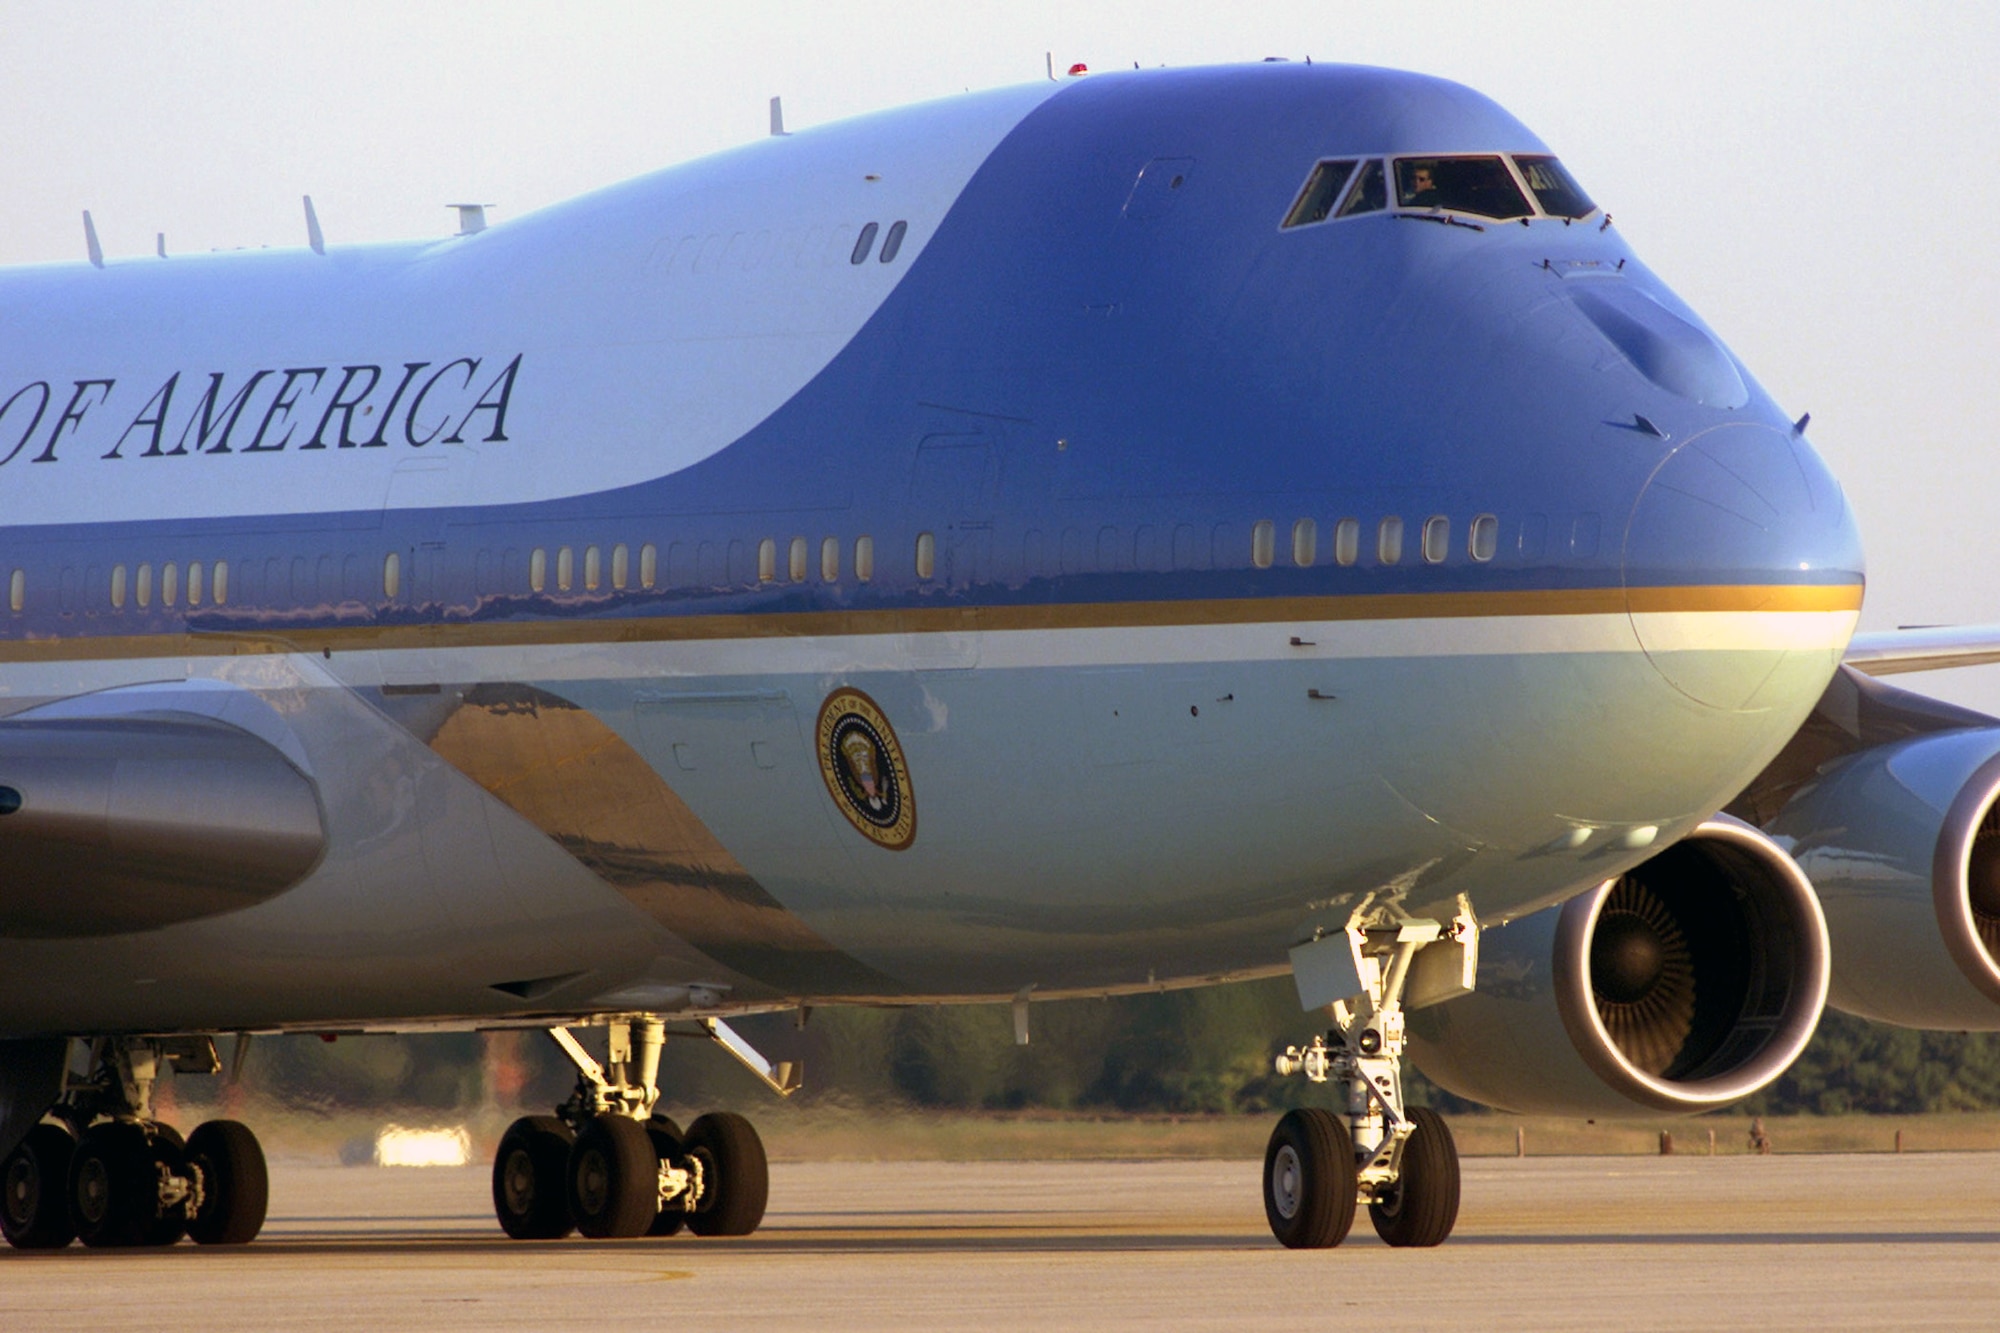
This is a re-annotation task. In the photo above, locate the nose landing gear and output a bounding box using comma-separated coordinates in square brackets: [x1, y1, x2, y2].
[491, 1013, 791, 1242]
[1268, 913, 1470, 1248]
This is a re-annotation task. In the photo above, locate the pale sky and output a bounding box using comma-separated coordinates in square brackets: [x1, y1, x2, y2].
[4, 1, 1997, 709]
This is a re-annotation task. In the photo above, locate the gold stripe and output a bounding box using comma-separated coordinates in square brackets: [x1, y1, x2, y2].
[0, 583, 1863, 665]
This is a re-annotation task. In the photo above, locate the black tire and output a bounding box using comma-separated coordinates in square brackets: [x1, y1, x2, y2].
[185, 1120, 269, 1246]
[1, 1122, 77, 1249]
[142, 1125, 189, 1247]
[1263, 1107, 1358, 1249]
[646, 1115, 686, 1237]
[71, 1121, 154, 1249]
[1369, 1107, 1461, 1248]
[567, 1116, 658, 1239]
[492, 1116, 575, 1240]
[684, 1112, 768, 1238]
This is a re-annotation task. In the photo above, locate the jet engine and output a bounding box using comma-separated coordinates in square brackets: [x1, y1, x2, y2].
[1406, 816, 1829, 1116]
[1767, 726, 2000, 1029]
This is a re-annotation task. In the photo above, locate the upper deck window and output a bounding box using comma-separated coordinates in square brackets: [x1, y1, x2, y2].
[1281, 159, 1358, 228]
[1512, 155, 1596, 219]
[1394, 156, 1531, 220]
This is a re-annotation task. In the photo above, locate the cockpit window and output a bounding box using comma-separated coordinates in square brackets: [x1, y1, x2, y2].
[1282, 159, 1359, 228]
[1512, 155, 1596, 219]
[1394, 156, 1531, 220]
[1335, 160, 1386, 218]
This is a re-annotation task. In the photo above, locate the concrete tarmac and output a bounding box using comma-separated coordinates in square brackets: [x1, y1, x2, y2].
[2, 1152, 1999, 1330]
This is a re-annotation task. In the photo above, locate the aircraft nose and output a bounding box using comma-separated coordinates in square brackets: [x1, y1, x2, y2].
[1621, 422, 1864, 711]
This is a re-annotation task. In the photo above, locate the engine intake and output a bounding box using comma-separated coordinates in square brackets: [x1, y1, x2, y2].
[1408, 816, 1829, 1116]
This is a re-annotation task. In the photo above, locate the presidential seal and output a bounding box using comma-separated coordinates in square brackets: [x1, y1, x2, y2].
[815, 687, 916, 851]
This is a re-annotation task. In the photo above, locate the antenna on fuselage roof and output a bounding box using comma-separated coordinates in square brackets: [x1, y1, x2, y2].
[82, 210, 104, 269]
[303, 195, 325, 255]
[155, 233, 166, 259]
[449, 204, 491, 236]
[769, 96, 789, 137]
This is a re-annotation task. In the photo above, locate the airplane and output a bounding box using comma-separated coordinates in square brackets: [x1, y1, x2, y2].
[0, 58, 1990, 1253]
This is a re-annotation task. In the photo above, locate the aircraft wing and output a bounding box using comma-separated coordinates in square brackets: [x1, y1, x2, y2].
[1843, 625, 2000, 676]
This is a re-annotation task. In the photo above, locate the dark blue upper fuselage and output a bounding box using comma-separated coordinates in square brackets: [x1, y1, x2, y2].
[0, 63, 1862, 640]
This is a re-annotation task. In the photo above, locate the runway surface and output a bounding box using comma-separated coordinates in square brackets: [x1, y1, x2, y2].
[3, 1152, 1999, 1330]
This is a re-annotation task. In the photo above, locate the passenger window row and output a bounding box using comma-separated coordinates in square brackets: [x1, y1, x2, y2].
[1249, 514, 1500, 568]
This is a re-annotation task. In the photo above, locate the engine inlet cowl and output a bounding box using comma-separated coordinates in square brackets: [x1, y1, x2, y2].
[1407, 815, 1830, 1117]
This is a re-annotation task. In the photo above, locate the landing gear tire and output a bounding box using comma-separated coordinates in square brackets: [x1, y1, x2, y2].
[70, 1121, 157, 1249]
[568, 1116, 659, 1239]
[1263, 1107, 1358, 1249]
[646, 1115, 686, 1237]
[185, 1119, 269, 1246]
[493, 1116, 576, 1240]
[1369, 1107, 1460, 1248]
[142, 1125, 189, 1247]
[1, 1123, 78, 1249]
[685, 1112, 768, 1238]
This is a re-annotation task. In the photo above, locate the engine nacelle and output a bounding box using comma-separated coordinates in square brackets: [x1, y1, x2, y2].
[1769, 727, 2000, 1029]
[1407, 817, 1828, 1116]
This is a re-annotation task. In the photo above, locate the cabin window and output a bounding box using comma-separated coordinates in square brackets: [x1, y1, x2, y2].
[1282, 159, 1358, 228]
[213, 561, 230, 605]
[1512, 156, 1596, 219]
[162, 563, 179, 608]
[1469, 514, 1499, 562]
[136, 564, 153, 608]
[110, 565, 126, 610]
[1394, 156, 1531, 219]
[1422, 516, 1451, 564]
[640, 543, 658, 589]
[758, 538, 777, 584]
[1291, 519, 1317, 567]
[855, 535, 875, 582]
[530, 548, 547, 593]
[850, 222, 879, 264]
[1377, 517, 1404, 565]
[6, 569, 19, 614]
[584, 545, 601, 591]
[611, 543, 629, 590]
[1336, 516, 1368, 564]
[188, 561, 204, 607]
[821, 536, 840, 583]
[1336, 159, 1387, 218]
[383, 551, 401, 599]
[915, 531, 936, 580]
[556, 546, 574, 592]
[879, 220, 908, 263]
[788, 537, 808, 583]
[1250, 520, 1276, 569]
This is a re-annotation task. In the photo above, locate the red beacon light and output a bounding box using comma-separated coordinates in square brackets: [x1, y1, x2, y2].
[1067, 63, 1088, 76]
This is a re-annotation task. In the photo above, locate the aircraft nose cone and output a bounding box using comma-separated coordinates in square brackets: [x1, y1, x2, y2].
[1622, 422, 1864, 711]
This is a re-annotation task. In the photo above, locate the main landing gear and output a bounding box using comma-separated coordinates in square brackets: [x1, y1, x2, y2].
[1266, 915, 1469, 1249]
[492, 1014, 796, 1241]
[1, 1037, 267, 1250]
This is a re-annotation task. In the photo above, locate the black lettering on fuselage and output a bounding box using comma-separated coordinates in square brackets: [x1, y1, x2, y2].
[404, 358, 478, 446]
[0, 382, 52, 467]
[305, 364, 383, 449]
[444, 353, 522, 443]
[33, 379, 116, 463]
[243, 367, 327, 452]
[174, 371, 274, 455]
[361, 363, 429, 448]
[112, 374, 180, 459]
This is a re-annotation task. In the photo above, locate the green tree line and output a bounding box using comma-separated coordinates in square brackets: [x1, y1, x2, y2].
[212, 976, 2000, 1119]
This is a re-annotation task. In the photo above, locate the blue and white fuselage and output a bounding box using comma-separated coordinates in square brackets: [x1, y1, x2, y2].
[0, 64, 1861, 1034]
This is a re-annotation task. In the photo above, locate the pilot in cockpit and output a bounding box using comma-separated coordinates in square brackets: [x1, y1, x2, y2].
[1403, 162, 1442, 208]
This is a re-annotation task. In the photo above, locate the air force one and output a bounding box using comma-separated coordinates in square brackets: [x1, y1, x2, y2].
[0, 59, 1989, 1250]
